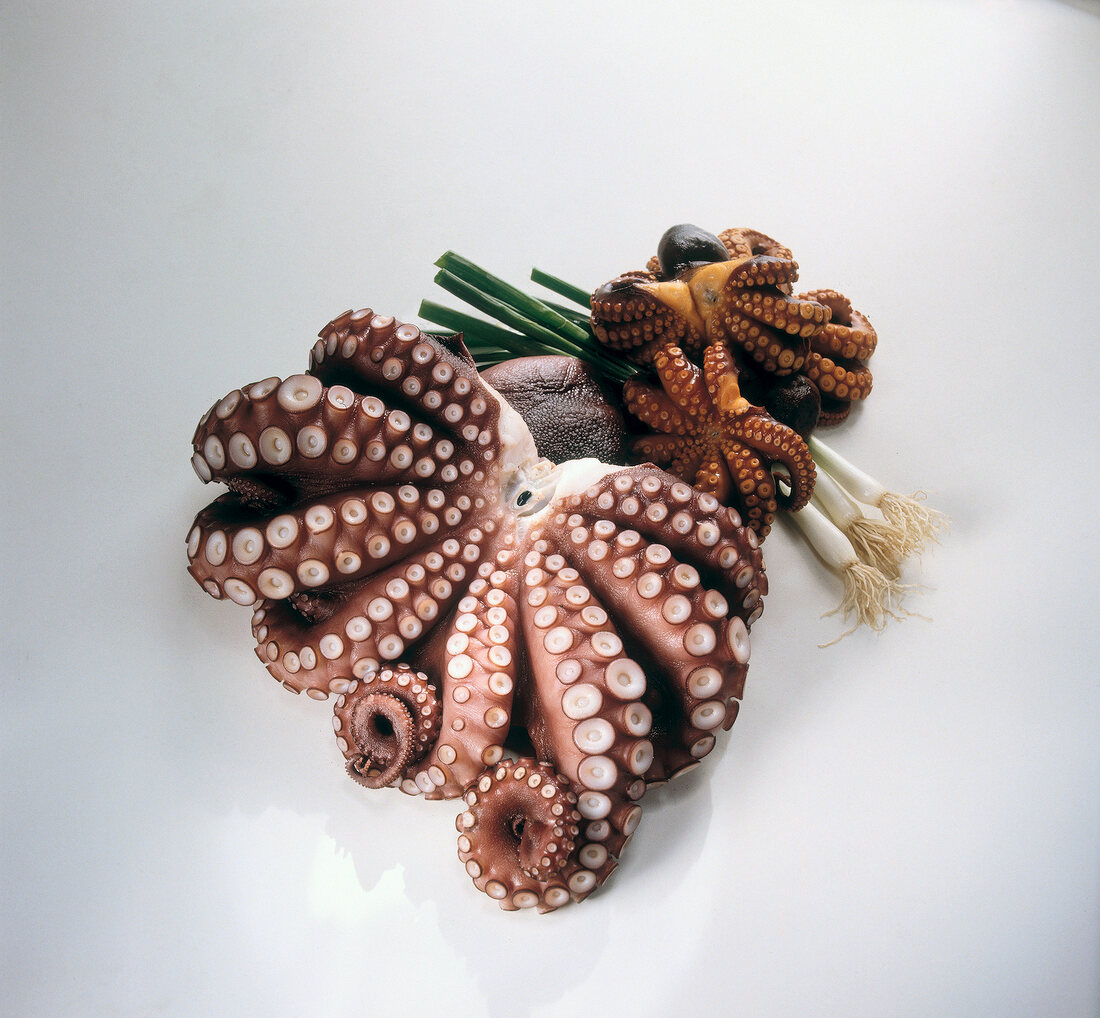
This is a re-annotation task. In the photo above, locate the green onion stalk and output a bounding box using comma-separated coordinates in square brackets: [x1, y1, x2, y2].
[418, 252, 946, 642]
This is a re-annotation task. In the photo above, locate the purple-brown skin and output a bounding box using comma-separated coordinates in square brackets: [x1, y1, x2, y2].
[186, 309, 766, 912]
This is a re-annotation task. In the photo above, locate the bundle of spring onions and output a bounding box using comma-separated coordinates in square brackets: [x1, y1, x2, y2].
[418, 252, 947, 644]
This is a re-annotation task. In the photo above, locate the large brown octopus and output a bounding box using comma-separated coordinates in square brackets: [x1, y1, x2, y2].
[186, 308, 767, 911]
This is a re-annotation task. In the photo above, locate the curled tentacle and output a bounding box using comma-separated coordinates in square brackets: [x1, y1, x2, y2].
[651, 344, 712, 421]
[800, 288, 876, 407]
[458, 758, 598, 912]
[334, 664, 441, 788]
[723, 408, 816, 513]
[721, 439, 778, 536]
[718, 227, 794, 265]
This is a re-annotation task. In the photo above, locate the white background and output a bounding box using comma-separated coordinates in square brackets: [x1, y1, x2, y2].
[3, 2, 1098, 1015]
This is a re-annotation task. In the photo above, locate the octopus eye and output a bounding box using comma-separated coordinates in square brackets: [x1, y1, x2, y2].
[508, 470, 560, 517]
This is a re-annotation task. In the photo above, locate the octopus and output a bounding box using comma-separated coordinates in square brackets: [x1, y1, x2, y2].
[624, 343, 816, 538]
[590, 226, 876, 420]
[186, 307, 767, 911]
[590, 227, 830, 373]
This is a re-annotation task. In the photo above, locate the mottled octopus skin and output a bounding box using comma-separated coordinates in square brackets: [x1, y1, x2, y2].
[187, 308, 766, 911]
[481, 355, 628, 465]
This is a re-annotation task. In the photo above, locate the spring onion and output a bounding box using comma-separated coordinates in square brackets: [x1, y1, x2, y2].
[780, 476, 916, 645]
[417, 253, 640, 385]
[808, 436, 949, 558]
[808, 463, 906, 578]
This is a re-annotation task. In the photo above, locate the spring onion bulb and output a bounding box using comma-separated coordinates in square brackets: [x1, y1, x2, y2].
[808, 435, 949, 558]
[810, 463, 906, 578]
[779, 475, 915, 645]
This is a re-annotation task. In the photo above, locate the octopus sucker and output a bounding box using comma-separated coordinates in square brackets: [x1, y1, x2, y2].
[188, 307, 768, 910]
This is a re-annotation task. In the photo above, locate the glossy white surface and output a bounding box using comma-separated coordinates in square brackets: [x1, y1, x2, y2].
[3, 2, 1098, 1015]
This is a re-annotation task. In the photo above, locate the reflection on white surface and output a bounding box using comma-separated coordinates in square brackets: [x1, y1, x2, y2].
[3, 0, 1099, 1015]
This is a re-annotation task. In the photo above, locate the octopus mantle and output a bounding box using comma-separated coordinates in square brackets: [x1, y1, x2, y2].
[186, 308, 766, 911]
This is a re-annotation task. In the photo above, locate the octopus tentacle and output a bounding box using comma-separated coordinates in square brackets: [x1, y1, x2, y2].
[702, 342, 747, 413]
[185, 481, 491, 608]
[308, 308, 503, 441]
[559, 466, 766, 609]
[333, 664, 441, 788]
[651, 345, 711, 421]
[725, 254, 800, 290]
[244, 532, 476, 698]
[721, 439, 778, 537]
[694, 452, 733, 504]
[714, 275, 829, 377]
[802, 289, 878, 360]
[668, 438, 707, 483]
[538, 471, 757, 777]
[191, 373, 488, 500]
[817, 397, 854, 427]
[713, 308, 809, 376]
[799, 289, 876, 408]
[409, 559, 521, 799]
[718, 227, 794, 264]
[629, 432, 690, 469]
[457, 758, 590, 912]
[804, 348, 875, 403]
[518, 542, 651, 853]
[723, 409, 816, 513]
[590, 272, 706, 361]
[725, 287, 829, 340]
[621, 380, 692, 435]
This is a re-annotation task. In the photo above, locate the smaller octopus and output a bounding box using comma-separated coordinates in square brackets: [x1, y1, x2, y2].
[624, 343, 816, 538]
[590, 226, 877, 428]
[590, 227, 830, 374]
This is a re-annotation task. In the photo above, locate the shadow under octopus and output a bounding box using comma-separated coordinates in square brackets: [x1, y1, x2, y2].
[186, 308, 766, 911]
